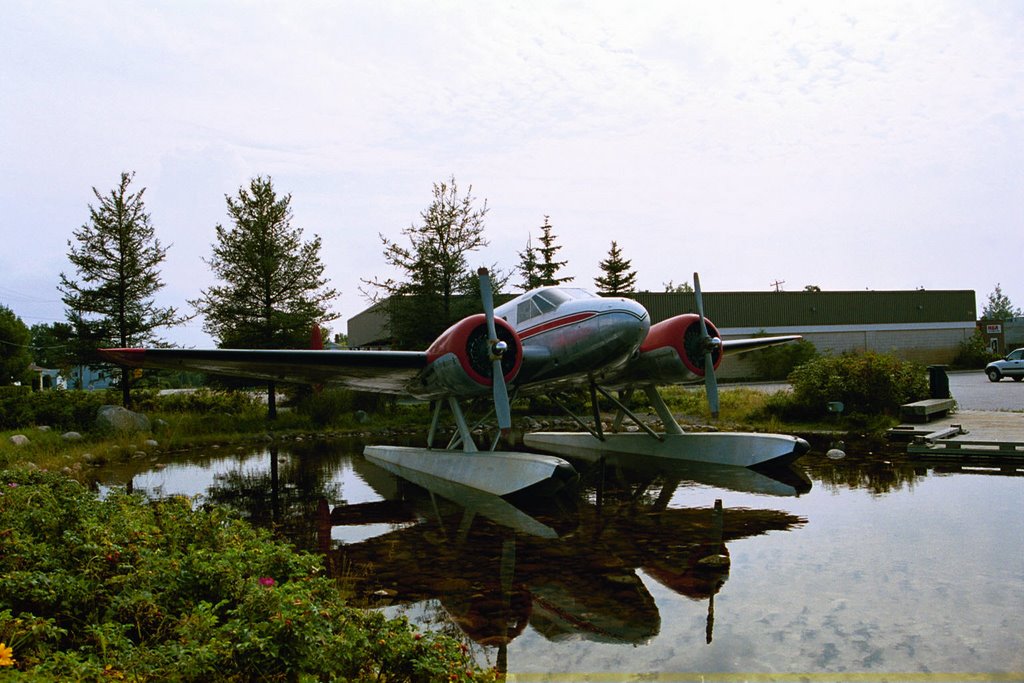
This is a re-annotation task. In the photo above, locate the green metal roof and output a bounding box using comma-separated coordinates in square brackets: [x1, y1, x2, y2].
[627, 290, 977, 327]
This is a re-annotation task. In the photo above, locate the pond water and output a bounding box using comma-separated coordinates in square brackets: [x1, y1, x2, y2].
[93, 436, 1024, 680]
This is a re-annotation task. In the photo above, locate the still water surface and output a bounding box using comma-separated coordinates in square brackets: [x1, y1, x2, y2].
[94, 437, 1024, 680]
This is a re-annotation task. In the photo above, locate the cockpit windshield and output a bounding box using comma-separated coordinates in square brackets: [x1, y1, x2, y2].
[511, 287, 598, 324]
[536, 287, 595, 304]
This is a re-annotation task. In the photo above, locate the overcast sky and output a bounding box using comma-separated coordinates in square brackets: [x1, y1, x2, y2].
[2, 0, 1021, 348]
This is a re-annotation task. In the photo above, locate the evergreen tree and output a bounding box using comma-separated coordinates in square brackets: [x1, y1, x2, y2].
[534, 216, 571, 287]
[362, 176, 496, 349]
[516, 234, 542, 291]
[191, 176, 338, 418]
[59, 172, 180, 407]
[981, 283, 1022, 321]
[594, 240, 637, 295]
[0, 304, 32, 385]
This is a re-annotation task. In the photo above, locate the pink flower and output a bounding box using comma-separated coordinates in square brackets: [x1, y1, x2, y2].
[258, 577, 276, 588]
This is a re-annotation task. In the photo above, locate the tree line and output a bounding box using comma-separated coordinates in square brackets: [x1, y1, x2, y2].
[2, 172, 1019, 401]
[0, 173, 649, 404]
[3, 173, 338, 412]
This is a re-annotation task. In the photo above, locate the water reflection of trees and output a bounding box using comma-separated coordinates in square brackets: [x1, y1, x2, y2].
[203, 447, 337, 549]
[112, 438, 365, 550]
[798, 436, 920, 496]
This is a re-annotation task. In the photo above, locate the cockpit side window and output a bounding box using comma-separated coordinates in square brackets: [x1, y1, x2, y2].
[517, 299, 542, 323]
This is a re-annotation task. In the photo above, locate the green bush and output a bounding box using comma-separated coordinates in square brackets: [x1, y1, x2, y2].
[131, 388, 260, 415]
[0, 388, 116, 431]
[0, 468, 494, 682]
[0, 385, 31, 428]
[0, 389, 264, 432]
[749, 338, 819, 380]
[295, 388, 355, 428]
[951, 329, 997, 369]
[769, 351, 929, 420]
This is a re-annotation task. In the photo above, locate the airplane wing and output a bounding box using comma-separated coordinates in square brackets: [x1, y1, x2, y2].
[721, 335, 802, 355]
[99, 348, 428, 395]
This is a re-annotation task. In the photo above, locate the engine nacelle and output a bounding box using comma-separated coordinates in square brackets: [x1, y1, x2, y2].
[415, 314, 523, 398]
[629, 313, 723, 384]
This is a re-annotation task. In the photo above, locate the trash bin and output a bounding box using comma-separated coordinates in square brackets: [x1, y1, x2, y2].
[927, 365, 950, 399]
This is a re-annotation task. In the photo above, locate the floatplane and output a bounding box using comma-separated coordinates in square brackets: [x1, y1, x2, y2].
[100, 271, 809, 497]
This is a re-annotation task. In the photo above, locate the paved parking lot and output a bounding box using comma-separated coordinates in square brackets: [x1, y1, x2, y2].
[945, 370, 1023, 411]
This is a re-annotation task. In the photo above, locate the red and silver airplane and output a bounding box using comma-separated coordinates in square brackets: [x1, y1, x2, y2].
[101, 271, 809, 495]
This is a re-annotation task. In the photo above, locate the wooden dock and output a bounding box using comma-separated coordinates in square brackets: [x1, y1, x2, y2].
[908, 436, 1024, 459]
[889, 410, 1024, 466]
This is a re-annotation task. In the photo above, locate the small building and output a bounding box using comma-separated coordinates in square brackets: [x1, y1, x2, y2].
[26, 364, 64, 390]
[1008, 318, 1024, 350]
[66, 365, 113, 390]
[347, 301, 392, 349]
[981, 317, 1024, 355]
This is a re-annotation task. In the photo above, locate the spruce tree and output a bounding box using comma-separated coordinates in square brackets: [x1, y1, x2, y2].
[535, 216, 571, 287]
[191, 176, 338, 418]
[594, 240, 638, 295]
[59, 172, 179, 407]
[517, 234, 542, 291]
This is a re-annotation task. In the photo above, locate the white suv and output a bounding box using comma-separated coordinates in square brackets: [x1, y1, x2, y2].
[985, 348, 1024, 382]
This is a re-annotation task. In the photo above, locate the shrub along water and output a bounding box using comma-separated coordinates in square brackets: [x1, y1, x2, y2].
[0, 386, 116, 431]
[765, 350, 929, 422]
[0, 467, 495, 682]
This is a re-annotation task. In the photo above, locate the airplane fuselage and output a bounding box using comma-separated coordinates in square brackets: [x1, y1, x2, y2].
[495, 287, 651, 390]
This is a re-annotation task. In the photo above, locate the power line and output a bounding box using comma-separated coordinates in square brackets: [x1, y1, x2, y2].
[0, 284, 61, 304]
[0, 338, 66, 350]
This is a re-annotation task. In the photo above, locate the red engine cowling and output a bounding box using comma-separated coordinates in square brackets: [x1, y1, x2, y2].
[631, 313, 723, 384]
[416, 314, 523, 398]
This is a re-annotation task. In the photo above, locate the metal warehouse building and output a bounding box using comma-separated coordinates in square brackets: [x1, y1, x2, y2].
[349, 289, 978, 379]
[629, 289, 977, 378]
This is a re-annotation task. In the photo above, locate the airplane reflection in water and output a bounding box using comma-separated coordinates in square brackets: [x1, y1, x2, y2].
[317, 454, 808, 668]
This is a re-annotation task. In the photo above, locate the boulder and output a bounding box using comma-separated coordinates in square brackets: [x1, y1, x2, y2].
[8, 434, 30, 446]
[62, 431, 83, 441]
[96, 405, 151, 434]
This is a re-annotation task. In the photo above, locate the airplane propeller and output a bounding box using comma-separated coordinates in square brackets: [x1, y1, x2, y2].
[693, 272, 722, 419]
[478, 267, 513, 430]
